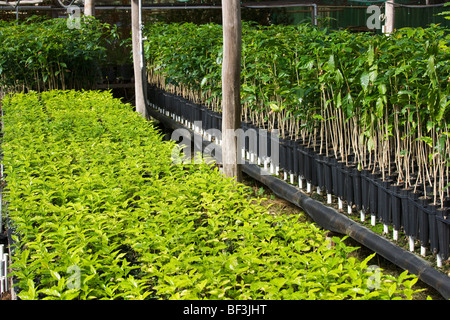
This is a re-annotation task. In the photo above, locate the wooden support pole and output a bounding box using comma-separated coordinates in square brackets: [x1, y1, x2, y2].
[384, 0, 395, 34]
[221, 0, 242, 182]
[131, 0, 147, 118]
[84, 0, 95, 17]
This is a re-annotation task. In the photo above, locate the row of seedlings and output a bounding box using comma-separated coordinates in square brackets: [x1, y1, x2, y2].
[147, 84, 450, 268]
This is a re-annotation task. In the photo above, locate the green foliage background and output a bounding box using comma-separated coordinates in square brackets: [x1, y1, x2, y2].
[0, 17, 116, 93]
[144, 22, 450, 207]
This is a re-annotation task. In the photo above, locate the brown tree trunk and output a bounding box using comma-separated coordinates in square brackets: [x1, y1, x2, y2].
[131, 0, 147, 118]
[84, 0, 95, 16]
[221, 0, 242, 182]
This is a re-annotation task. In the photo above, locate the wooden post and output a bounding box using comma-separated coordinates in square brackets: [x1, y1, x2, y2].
[221, 0, 242, 182]
[84, 0, 95, 17]
[384, 0, 395, 34]
[131, 0, 147, 117]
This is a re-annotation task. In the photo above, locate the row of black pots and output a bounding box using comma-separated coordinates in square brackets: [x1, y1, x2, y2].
[278, 138, 449, 259]
[148, 86, 222, 133]
[149, 86, 450, 260]
[276, 136, 450, 258]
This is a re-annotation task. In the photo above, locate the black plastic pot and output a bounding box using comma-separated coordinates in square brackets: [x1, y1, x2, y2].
[292, 139, 300, 176]
[210, 110, 219, 131]
[436, 209, 450, 260]
[201, 106, 208, 131]
[205, 108, 214, 130]
[186, 102, 196, 124]
[296, 142, 306, 179]
[343, 164, 355, 206]
[368, 172, 379, 217]
[315, 153, 326, 191]
[258, 129, 269, 160]
[310, 147, 318, 187]
[156, 87, 165, 110]
[241, 121, 250, 154]
[330, 156, 338, 196]
[265, 129, 272, 160]
[361, 169, 370, 212]
[285, 137, 295, 174]
[378, 180, 392, 226]
[193, 103, 202, 123]
[279, 136, 288, 173]
[417, 197, 431, 248]
[335, 161, 345, 200]
[163, 92, 174, 116]
[426, 204, 440, 255]
[148, 86, 157, 106]
[322, 155, 333, 195]
[215, 112, 222, 132]
[177, 96, 187, 120]
[174, 96, 184, 118]
[403, 189, 420, 239]
[351, 167, 362, 210]
[390, 184, 403, 233]
[304, 147, 314, 184]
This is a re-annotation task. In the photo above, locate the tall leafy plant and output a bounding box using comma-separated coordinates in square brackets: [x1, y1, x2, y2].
[0, 16, 117, 93]
[144, 22, 450, 208]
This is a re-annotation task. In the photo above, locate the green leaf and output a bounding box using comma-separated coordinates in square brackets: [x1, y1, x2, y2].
[388, 283, 397, 298]
[369, 69, 378, 83]
[375, 97, 384, 118]
[328, 54, 335, 71]
[335, 69, 344, 88]
[420, 136, 433, 148]
[367, 45, 374, 66]
[360, 71, 370, 91]
[343, 92, 354, 118]
[426, 55, 436, 79]
[50, 270, 61, 281]
[367, 136, 375, 153]
[18, 279, 37, 300]
[200, 77, 208, 88]
[335, 91, 342, 109]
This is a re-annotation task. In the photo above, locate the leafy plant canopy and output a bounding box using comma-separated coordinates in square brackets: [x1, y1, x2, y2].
[2, 90, 424, 300]
[0, 16, 117, 93]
